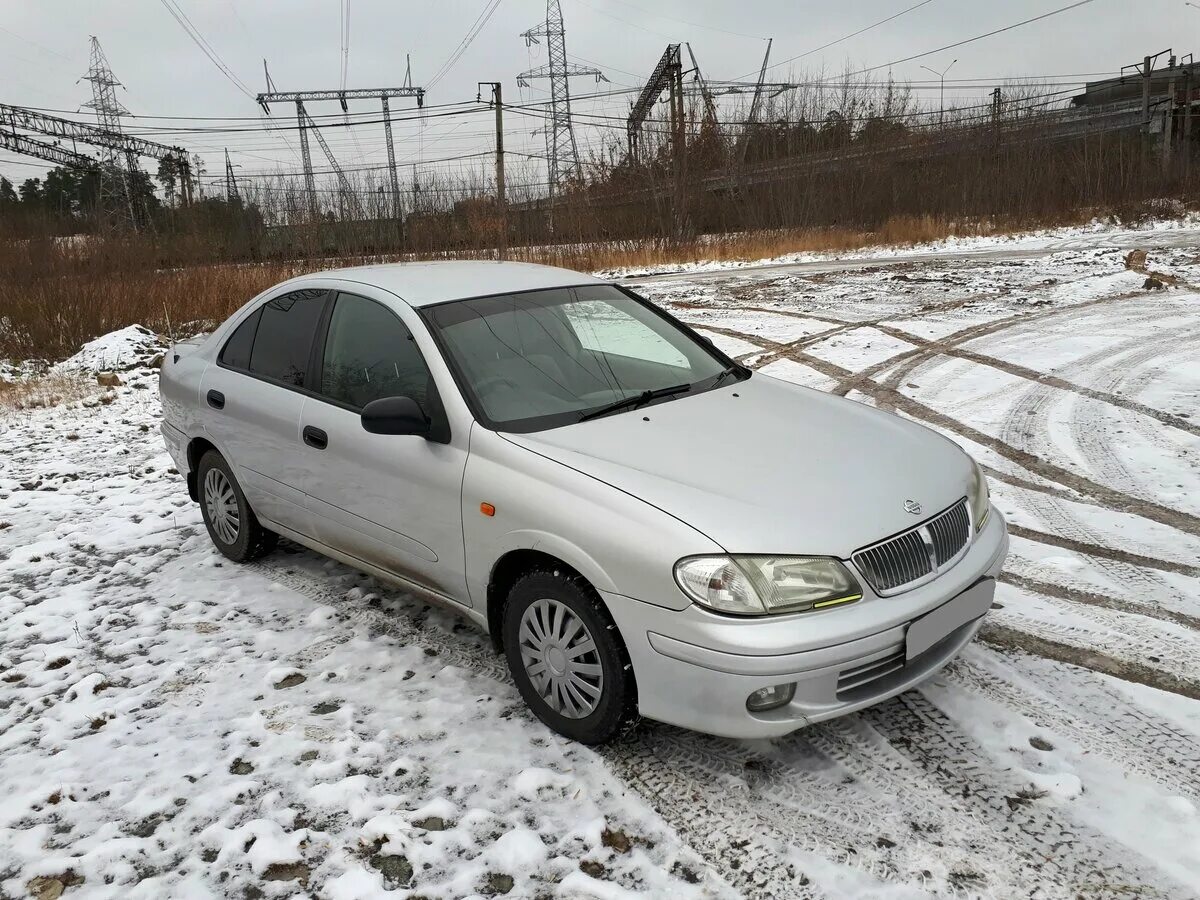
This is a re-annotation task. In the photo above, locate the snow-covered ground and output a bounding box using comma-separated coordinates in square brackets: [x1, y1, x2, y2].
[3, 226, 1200, 899]
[602, 213, 1200, 279]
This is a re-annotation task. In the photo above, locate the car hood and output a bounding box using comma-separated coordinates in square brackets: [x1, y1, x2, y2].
[502, 373, 973, 559]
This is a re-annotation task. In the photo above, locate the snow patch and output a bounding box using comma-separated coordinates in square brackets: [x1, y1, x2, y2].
[50, 324, 165, 374]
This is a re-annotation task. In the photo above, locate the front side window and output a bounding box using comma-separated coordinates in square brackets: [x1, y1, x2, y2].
[319, 292, 432, 410]
[246, 288, 328, 387]
[423, 284, 742, 432]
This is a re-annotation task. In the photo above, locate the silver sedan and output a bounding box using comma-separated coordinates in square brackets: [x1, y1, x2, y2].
[160, 261, 1008, 744]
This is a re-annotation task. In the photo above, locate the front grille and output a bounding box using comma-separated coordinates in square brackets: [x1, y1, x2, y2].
[852, 499, 971, 595]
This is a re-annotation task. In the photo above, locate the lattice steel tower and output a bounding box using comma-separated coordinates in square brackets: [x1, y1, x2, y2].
[518, 0, 604, 197]
[81, 36, 137, 229]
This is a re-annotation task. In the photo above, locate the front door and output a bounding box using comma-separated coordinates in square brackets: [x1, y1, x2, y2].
[299, 291, 470, 604]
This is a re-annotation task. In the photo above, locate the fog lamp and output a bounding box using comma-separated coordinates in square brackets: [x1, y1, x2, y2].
[746, 683, 796, 712]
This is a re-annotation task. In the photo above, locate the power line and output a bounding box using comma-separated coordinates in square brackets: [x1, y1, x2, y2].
[567, 0, 676, 42]
[157, 0, 257, 99]
[738, 0, 938, 79]
[843, 0, 1101, 80]
[339, 0, 351, 91]
[6, 71, 1109, 128]
[575, 0, 767, 41]
[0, 26, 75, 64]
[427, 0, 505, 89]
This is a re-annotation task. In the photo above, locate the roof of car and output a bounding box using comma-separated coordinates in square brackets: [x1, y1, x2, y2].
[308, 260, 611, 308]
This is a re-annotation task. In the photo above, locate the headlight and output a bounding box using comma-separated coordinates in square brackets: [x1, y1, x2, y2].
[674, 555, 862, 616]
[968, 457, 990, 532]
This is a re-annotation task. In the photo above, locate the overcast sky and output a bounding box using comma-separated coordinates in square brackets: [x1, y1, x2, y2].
[1, 0, 1196, 193]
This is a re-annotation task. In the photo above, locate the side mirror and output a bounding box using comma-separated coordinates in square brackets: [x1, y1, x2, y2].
[361, 396, 430, 436]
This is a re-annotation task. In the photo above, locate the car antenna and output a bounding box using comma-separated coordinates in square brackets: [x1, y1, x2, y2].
[162, 302, 177, 362]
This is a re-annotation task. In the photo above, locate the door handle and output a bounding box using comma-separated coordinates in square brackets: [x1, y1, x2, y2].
[302, 425, 328, 450]
[206, 389, 225, 410]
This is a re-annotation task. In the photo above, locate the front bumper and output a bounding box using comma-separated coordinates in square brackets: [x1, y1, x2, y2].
[605, 506, 1009, 738]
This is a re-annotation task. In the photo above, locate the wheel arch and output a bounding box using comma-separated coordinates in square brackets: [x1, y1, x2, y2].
[185, 436, 219, 502]
[486, 548, 608, 653]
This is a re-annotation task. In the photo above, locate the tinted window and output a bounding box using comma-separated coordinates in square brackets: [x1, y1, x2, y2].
[248, 289, 328, 387]
[219, 307, 261, 370]
[320, 293, 432, 410]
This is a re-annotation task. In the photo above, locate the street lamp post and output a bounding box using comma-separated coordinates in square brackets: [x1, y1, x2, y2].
[921, 59, 959, 127]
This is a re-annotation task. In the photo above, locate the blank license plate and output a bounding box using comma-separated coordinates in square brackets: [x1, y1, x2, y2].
[905, 578, 995, 660]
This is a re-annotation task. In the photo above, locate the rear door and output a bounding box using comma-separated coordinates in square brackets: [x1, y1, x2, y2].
[199, 287, 330, 536]
[299, 290, 471, 604]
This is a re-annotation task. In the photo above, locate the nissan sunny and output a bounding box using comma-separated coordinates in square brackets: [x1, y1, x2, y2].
[160, 261, 1009, 744]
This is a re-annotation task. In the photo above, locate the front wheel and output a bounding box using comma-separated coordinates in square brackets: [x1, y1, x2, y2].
[197, 450, 277, 563]
[502, 570, 636, 744]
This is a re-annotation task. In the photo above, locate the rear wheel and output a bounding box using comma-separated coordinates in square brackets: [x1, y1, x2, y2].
[197, 450, 277, 562]
[502, 569, 636, 744]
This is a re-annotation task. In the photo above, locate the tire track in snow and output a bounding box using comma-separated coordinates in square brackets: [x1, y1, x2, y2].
[861, 691, 1191, 899]
[1005, 524, 1200, 577]
[838, 289, 1147, 401]
[867, 318, 1200, 437]
[979, 622, 1200, 702]
[870, 292, 1166, 417]
[993, 320, 1200, 615]
[1106, 336, 1198, 458]
[1000, 570, 1200, 631]
[1060, 324, 1200, 514]
[981, 597, 1200, 693]
[946, 653, 1200, 804]
[742, 295, 989, 369]
[800, 719, 1067, 896]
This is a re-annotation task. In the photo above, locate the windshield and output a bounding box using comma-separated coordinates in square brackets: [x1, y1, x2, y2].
[422, 284, 744, 432]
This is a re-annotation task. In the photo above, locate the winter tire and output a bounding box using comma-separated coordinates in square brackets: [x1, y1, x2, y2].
[503, 569, 636, 744]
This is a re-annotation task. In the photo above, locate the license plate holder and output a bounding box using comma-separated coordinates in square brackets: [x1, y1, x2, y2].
[905, 578, 995, 660]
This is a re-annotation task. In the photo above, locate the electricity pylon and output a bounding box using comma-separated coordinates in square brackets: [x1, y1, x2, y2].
[518, 0, 606, 198]
[0, 102, 192, 202]
[258, 83, 424, 222]
[81, 36, 139, 230]
[224, 148, 240, 202]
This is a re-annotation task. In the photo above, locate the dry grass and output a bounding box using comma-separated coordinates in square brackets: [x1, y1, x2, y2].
[0, 375, 103, 413]
[0, 239, 307, 361]
[552, 216, 1004, 271]
[0, 210, 1132, 363]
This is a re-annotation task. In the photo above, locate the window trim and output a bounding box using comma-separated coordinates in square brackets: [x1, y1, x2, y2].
[417, 282, 747, 434]
[216, 288, 334, 394]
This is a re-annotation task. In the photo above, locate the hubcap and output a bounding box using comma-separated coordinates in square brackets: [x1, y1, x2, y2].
[203, 468, 240, 545]
[518, 598, 604, 719]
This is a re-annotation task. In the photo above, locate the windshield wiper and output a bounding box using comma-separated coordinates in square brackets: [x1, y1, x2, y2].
[579, 383, 691, 422]
[711, 363, 746, 387]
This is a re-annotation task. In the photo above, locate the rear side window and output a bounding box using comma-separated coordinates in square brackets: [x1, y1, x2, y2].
[319, 292, 432, 410]
[219, 308, 261, 370]
[247, 289, 328, 387]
